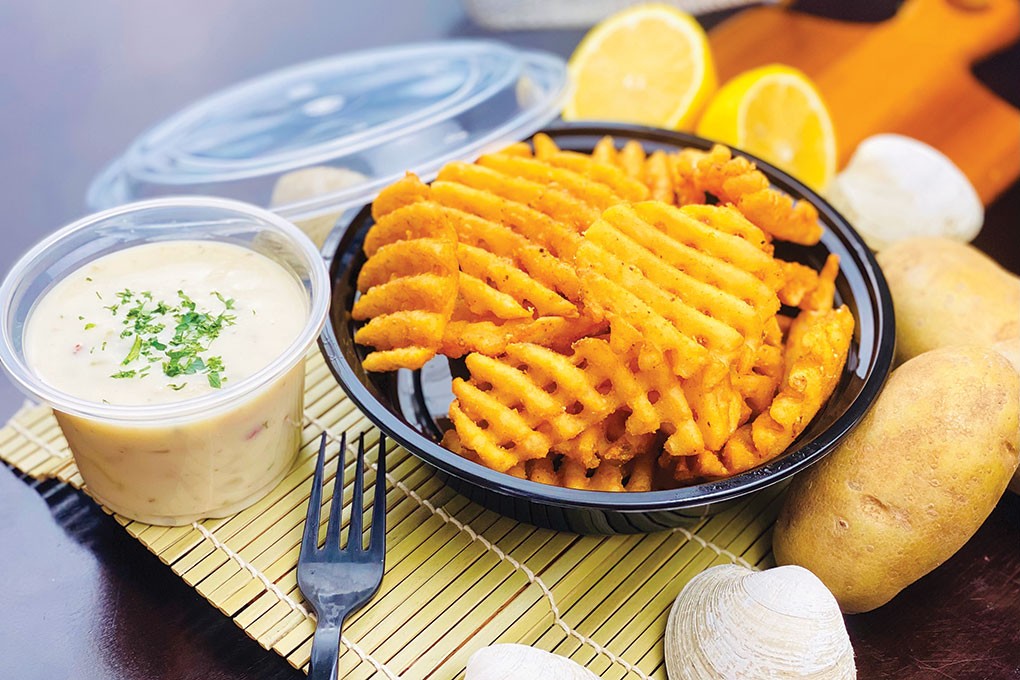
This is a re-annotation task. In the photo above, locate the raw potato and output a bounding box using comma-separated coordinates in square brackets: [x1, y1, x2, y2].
[773, 346, 1020, 613]
[876, 237, 1020, 363]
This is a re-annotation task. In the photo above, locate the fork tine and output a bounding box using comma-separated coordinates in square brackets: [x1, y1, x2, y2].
[369, 433, 387, 556]
[348, 431, 367, 549]
[324, 430, 347, 550]
[301, 433, 328, 556]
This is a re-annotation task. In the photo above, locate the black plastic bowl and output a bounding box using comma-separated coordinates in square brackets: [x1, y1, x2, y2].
[319, 123, 895, 534]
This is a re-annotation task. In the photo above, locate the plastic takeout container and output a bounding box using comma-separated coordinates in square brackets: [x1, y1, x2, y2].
[0, 197, 330, 525]
[87, 40, 568, 246]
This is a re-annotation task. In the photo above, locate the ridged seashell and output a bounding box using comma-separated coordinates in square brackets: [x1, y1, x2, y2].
[665, 564, 856, 679]
[465, 643, 600, 680]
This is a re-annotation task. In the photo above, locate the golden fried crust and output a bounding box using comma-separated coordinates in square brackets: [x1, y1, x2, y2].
[670, 145, 823, 246]
[359, 137, 853, 490]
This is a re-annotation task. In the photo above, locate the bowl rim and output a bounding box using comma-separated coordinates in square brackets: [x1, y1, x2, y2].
[319, 122, 896, 512]
[0, 195, 330, 422]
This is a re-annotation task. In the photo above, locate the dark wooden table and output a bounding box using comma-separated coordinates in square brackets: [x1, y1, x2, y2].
[1, 2, 1018, 679]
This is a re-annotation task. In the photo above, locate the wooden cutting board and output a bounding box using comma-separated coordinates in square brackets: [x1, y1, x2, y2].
[709, 0, 1020, 205]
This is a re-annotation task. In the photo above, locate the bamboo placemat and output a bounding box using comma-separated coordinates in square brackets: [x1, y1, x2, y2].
[0, 349, 780, 679]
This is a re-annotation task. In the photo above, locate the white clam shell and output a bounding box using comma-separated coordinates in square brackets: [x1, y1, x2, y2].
[465, 643, 600, 680]
[825, 133, 983, 252]
[665, 564, 856, 680]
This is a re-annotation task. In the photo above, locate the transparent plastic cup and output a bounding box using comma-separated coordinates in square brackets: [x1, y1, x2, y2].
[0, 197, 329, 525]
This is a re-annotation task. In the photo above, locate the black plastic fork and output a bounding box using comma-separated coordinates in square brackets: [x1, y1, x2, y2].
[297, 431, 387, 680]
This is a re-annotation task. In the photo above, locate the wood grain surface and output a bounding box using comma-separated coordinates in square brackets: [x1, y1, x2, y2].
[710, 0, 1020, 204]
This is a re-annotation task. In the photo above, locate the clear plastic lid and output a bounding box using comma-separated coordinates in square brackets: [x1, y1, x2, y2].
[87, 41, 568, 223]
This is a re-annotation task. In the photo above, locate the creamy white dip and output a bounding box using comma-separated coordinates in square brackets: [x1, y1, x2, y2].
[24, 240, 311, 525]
[26, 240, 307, 404]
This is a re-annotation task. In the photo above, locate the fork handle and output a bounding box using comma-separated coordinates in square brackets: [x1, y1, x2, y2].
[309, 623, 342, 680]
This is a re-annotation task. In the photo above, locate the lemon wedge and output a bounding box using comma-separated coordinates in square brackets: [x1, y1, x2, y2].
[696, 64, 837, 191]
[563, 4, 716, 131]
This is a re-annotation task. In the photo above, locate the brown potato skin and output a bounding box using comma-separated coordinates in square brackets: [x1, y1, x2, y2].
[773, 346, 1020, 613]
[876, 237, 1020, 364]
[993, 338, 1020, 494]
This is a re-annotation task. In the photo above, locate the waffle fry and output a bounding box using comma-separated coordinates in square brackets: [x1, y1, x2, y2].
[449, 343, 611, 471]
[477, 153, 623, 211]
[644, 150, 675, 204]
[440, 314, 606, 359]
[354, 191, 458, 372]
[525, 453, 656, 492]
[437, 162, 600, 233]
[356, 135, 853, 490]
[577, 202, 783, 377]
[457, 244, 577, 319]
[571, 337, 705, 459]
[673, 144, 823, 245]
[370, 172, 429, 221]
[720, 305, 854, 475]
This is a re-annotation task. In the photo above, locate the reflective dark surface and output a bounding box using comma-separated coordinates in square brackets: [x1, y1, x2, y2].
[2, 1, 1019, 678]
[320, 123, 895, 533]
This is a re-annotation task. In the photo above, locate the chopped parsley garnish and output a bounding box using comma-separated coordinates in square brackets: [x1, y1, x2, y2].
[104, 289, 236, 388]
[84, 323, 95, 330]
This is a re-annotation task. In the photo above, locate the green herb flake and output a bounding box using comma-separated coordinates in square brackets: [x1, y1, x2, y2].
[84, 323, 96, 330]
[122, 335, 142, 364]
[104, 288, 234, 390]
[110, 370, 136, 379]
[168, 383, 186, 391]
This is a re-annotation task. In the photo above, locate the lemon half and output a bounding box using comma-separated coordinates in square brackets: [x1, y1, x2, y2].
[563, 4, 716, 131]
[697, 64, 837, 191]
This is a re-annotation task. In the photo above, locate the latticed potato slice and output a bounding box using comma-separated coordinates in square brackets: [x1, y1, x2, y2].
[532, 132, 560, 160]
[554, 411, 660, 469]
[525, 452, 656, 492]
[355, 185, 458, 371]
[601, 202, 782, 315]
[354, 311, 452, 372]
[370, 172, 429, 221]
[802, 253, 840, 311]
[457, 244, 577, 320]
[671, 144, 823, 245]
[681, 359, 746, 452]
[539, 144, 649, 202]
[440, 314, 606, 359]
[777, 254, 840, 310]
[734, 315, 786, 414]
[577, 202, 783, 376]
[430, 181, 582, 259]
[670, 448, 734, 483]
[669, 149, 705, 206]
[592, 136, 619, 165]
[376, 200, 580, 303]
[618, 140, 646, 180]
[437, 161, 600, 233]
[477, 153, 623, 211]
[644, 150, 675, 204]
[449, 343, 611, 471]
[721, 304, 855, 474]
